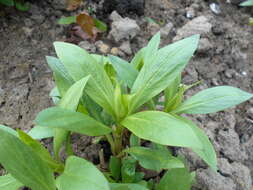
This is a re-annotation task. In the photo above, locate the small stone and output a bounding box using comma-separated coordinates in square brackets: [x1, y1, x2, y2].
[160, 22, 173, 38]
[119, 41, 132, 55]
[109, 11, 122, 22]
[24, 18, 33, 27]
[186, 7, 195, 18]
[109, 17, 140, 42]
[22, 27, 33, 38]
[147, 22, 160, 36]
[173, 16, 212, 41]
[95, 41, 110, 54]
[78, 41, 96, 53]
[225, 69, 234, 78]
[209, 3, 221, 15]
[110, 47, 120, 55]
[198, 38, 212, 53]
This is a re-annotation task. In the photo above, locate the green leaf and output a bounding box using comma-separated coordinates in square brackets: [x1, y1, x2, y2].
[109, 55, 139, 88]
[56, 156, 110, 190]
[121, 158, 136, 183]
[156, 168, 194, 190]
[18, 130, 64, 173]
[130, 134, 140, 147]
[0, 129, 56, 190]
[130, 47, 145, 70]
[0, 174, 23, 190]
[129, 35, 199, 113]
[121, 111, 202, 149]
[28, 126, 54, 139]
[173, 86, 253, 114]
[164, 74, 181, 107]
[176, 116, 217, 171]
[0, 0, 14, 6]
[109, 156, 121, 181]
[15, 1, 29, 11]
[240, 0, 253, 6]
[0, 125, 17, 137]
[58, 16, 77, 25]
[143, 32, 160, 66]
[54, 42, 115, 116]
[59, 75, 90, 110]
[94, 18, 107, 32]
[124, 146, 184, 171]
[53, 75, 90, 159]
[35, 107, 112, 136]
[49, 87, 61, 105]
[46, 56, 74, 97]
[110, 183, 148, 190]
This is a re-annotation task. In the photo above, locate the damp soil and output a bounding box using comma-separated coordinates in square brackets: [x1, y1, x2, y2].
[0, 0, 253, 189]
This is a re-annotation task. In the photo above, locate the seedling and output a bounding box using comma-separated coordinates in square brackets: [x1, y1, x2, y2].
[0, 33, 252, 190]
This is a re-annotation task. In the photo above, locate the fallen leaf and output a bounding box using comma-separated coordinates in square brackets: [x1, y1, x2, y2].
[66, 0, 82, 11]
[76, 13, 95, 38]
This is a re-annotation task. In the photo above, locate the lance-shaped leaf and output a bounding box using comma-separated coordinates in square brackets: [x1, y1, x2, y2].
[56, 156, 110, 190]
[173, 86, 253, 114]
[110, 183, 148, 190]
[129, 35, 199, 113]
[0, 174, 23, 190]
[28, 126, 54, 140]
[0, 129, 56, 190]
[156, 168, 194, 190]
[35, 107, 112, 136]
[121, 111, 217, 170]
[18, 130, 64, 173]
[109, 55, 138, 88]
[53, 75, 90, 159]
[240, 0, 253, 6]
[124, 146, 184, 171]
[46, 56, 74, 97]
[121, 111, 202, 149]
[177, 116, 217, 171]
[54, 42, 115, 115]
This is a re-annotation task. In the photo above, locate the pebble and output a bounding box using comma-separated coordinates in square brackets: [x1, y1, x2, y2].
[109, 13, 140, 42]
[160, 22, 173, 38]
[209, 3, 221, 15]
[173, 16, 212, 41]
[95, 41, 110, 54]
[78, 41, 96, 53]
[119, 41, 132, 55]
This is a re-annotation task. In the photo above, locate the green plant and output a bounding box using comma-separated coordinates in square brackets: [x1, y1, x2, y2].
[240, 0, 253, 25]
[0, 33, 252, 190]
[0, 0, 29, 11]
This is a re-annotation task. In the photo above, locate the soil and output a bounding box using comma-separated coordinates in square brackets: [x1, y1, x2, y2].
[0, 0, 253, 189]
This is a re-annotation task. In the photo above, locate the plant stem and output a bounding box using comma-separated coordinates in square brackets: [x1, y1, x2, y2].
[106, 134, 116, 155]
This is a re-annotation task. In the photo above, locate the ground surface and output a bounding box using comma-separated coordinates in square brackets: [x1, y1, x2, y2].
[0, 0, 253, 189]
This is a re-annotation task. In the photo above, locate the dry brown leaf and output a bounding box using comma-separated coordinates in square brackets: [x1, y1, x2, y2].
[66, 0, 82, 11]
[76, 13, 95, 38]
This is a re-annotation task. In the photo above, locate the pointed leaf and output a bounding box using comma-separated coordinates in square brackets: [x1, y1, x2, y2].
[156, 168, 194, 190]
[173, 86, 253, 114]
[109, 55, 139, 88]
[129, 35, 199, 113]
[240, 0, 253, 6]
[54, 42, 115, 115]
[109, 156, 121, 181]
[46, 56, 74, 97]
[28, 126, 54, 139]
[121, 111, 202, 149]
[58, 16, 77, 25]
[0, 129, 56, 190]
[177, 116, 217, 170]
[0, 174, 23, 190]
[56, 156, 110, 190]
[125, 146, 184, 171]
[35, 107, 112, 136]
[18, 130, 64, 172]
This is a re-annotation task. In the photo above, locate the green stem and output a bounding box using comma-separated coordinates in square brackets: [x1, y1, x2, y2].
[106, 134, 116, 155]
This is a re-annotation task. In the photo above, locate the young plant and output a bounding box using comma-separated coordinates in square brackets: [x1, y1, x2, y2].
[0, 33, 252, 190]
